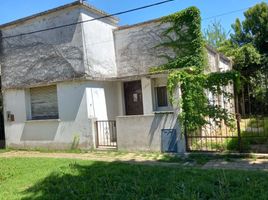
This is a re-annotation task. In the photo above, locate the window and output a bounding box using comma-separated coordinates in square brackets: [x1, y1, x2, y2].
[30, 85, 59, 120]
[156, 86, 168, 107]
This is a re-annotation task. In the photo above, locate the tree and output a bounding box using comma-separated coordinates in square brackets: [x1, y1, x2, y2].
[219, 42, 261, 74]
[219, 2, 268, 115]
[230, 2, 268, 54]
[203, 20, 229, 48]
[219, 2, 268, 72]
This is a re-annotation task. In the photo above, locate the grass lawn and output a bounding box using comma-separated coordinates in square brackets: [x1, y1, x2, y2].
[0, 158, 268, 199]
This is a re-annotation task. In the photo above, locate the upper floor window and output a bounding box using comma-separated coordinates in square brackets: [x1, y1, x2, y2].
[30, 85, 58, 120]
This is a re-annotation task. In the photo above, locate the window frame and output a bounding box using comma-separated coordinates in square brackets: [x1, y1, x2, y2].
[156, 86, 168, 107]
[152, 79, 173, 112]
[27, 85, 59, 120]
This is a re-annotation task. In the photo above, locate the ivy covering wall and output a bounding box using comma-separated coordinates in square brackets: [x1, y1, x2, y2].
[151, 7, 240, 132]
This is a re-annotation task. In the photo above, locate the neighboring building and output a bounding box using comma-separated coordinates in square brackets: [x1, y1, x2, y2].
[0, 1, 232, 152]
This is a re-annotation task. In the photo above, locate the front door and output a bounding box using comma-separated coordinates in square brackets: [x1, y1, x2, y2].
[124, 81, 143, 115]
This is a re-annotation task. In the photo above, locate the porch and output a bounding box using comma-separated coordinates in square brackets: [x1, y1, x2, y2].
[91, 75, 185, 153]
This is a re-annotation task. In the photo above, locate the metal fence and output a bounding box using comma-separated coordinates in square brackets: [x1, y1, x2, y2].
[186, 69, 268, 153]
[186, 114, 268, 152]
[95, 120, 117, 148]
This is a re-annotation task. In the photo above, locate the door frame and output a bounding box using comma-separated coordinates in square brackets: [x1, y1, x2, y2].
[123, 80, 144, 115]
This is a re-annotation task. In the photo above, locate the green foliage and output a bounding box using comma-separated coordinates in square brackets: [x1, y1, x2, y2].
[225, 2, 268, 77]
[168, 69, 240, 131]
[219, 2, 268, 112]
[219, 42, 261, 73]
[2, 158, 268, 199]
[231, 2, 268, 54]
[152, 7, 239, 132]
[151, 7, 206, 72]
[217, 3, 267, 74]
[203, 20, 229, 48]
[71, 134, 80, 150]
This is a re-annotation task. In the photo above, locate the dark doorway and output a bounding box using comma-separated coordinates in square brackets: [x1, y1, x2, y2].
[124, 80, 143, 115]
[0, 112, 5, 149]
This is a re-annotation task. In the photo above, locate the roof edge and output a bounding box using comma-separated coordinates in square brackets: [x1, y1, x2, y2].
[206, 44, 232, 63]
[115, 17, 163, 31]
[0, 1, 119, 29]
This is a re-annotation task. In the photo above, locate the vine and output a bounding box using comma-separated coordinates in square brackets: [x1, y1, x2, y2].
[151, 7, 241, 133]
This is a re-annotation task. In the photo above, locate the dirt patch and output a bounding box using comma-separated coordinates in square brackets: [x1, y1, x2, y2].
[1, 151, 268, 171]
[0, 151, 183, 167]
[203, 158, 268, 171]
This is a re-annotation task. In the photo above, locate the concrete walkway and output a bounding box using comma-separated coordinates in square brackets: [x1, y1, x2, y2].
[1, 151, 268, 171]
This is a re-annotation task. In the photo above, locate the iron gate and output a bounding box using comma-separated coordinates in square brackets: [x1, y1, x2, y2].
[95, 120, 117, 148]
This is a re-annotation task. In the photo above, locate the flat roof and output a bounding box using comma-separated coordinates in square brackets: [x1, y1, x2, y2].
[115, 17, 163, 31]
[0, 1, 119, 29]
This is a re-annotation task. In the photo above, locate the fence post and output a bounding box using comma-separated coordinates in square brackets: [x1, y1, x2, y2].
[234, 85, 243, 153]
[236, 113, 242, 152]
[184, 121, 190, 152]
[95, 121, 99, 148]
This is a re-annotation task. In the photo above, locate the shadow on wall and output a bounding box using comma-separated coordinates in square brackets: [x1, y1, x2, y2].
[148, 113, 179, 146]
[2, 11, 85, 88]
[59, 86, 87, 121]
[21, 122, 60, 141]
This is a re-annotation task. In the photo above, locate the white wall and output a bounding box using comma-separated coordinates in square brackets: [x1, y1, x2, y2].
[116, 114, 185, 153]
[219, 57, 231, 72]
[141, 77, 153, 114]
[114, 21, 175, 77]
[1, 5, 119, 89]
[81, 8, 117, 77]
[3, 80, 123, 149]
[1, 7, 85, 89]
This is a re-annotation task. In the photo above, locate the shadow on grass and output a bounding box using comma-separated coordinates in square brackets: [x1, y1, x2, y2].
[22, 161, 183, 200]
[20, 160, 268, 200]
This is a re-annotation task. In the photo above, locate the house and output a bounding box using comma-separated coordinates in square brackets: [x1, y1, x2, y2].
[0, 1, 232, 152]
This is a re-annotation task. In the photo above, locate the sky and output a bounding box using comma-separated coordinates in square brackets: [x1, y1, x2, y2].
[0, 0, 267, 34]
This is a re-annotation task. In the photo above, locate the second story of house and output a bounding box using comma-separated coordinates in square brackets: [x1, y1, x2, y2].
[0, 1, 231, 89]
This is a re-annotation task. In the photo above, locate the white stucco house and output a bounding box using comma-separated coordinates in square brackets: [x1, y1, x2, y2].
[0, 1, 232, 152]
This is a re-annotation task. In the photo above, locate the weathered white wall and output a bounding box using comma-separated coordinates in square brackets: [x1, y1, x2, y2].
[206, 47, 232, 73]
[0, 5, 118, 89]
[219, 57, 231, 72]
[1, 7, 85, 89]
[141, 77, 153, 114]
[116, 114, 185, 153]
[1, 5, 232, 88]
[3, 80, 122, 149]
[114, 21, 175, 77]
[114, 22, 232, 77]
[207, 48, 218, 73]
[81, 8, 117, 77]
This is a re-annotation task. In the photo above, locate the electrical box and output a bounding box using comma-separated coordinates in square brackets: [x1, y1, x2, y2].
[161, 129, 177, 153]
[7, 111, 15, 122]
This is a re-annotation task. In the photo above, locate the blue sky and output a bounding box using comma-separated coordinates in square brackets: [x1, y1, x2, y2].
[0, 0, 267, 34]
